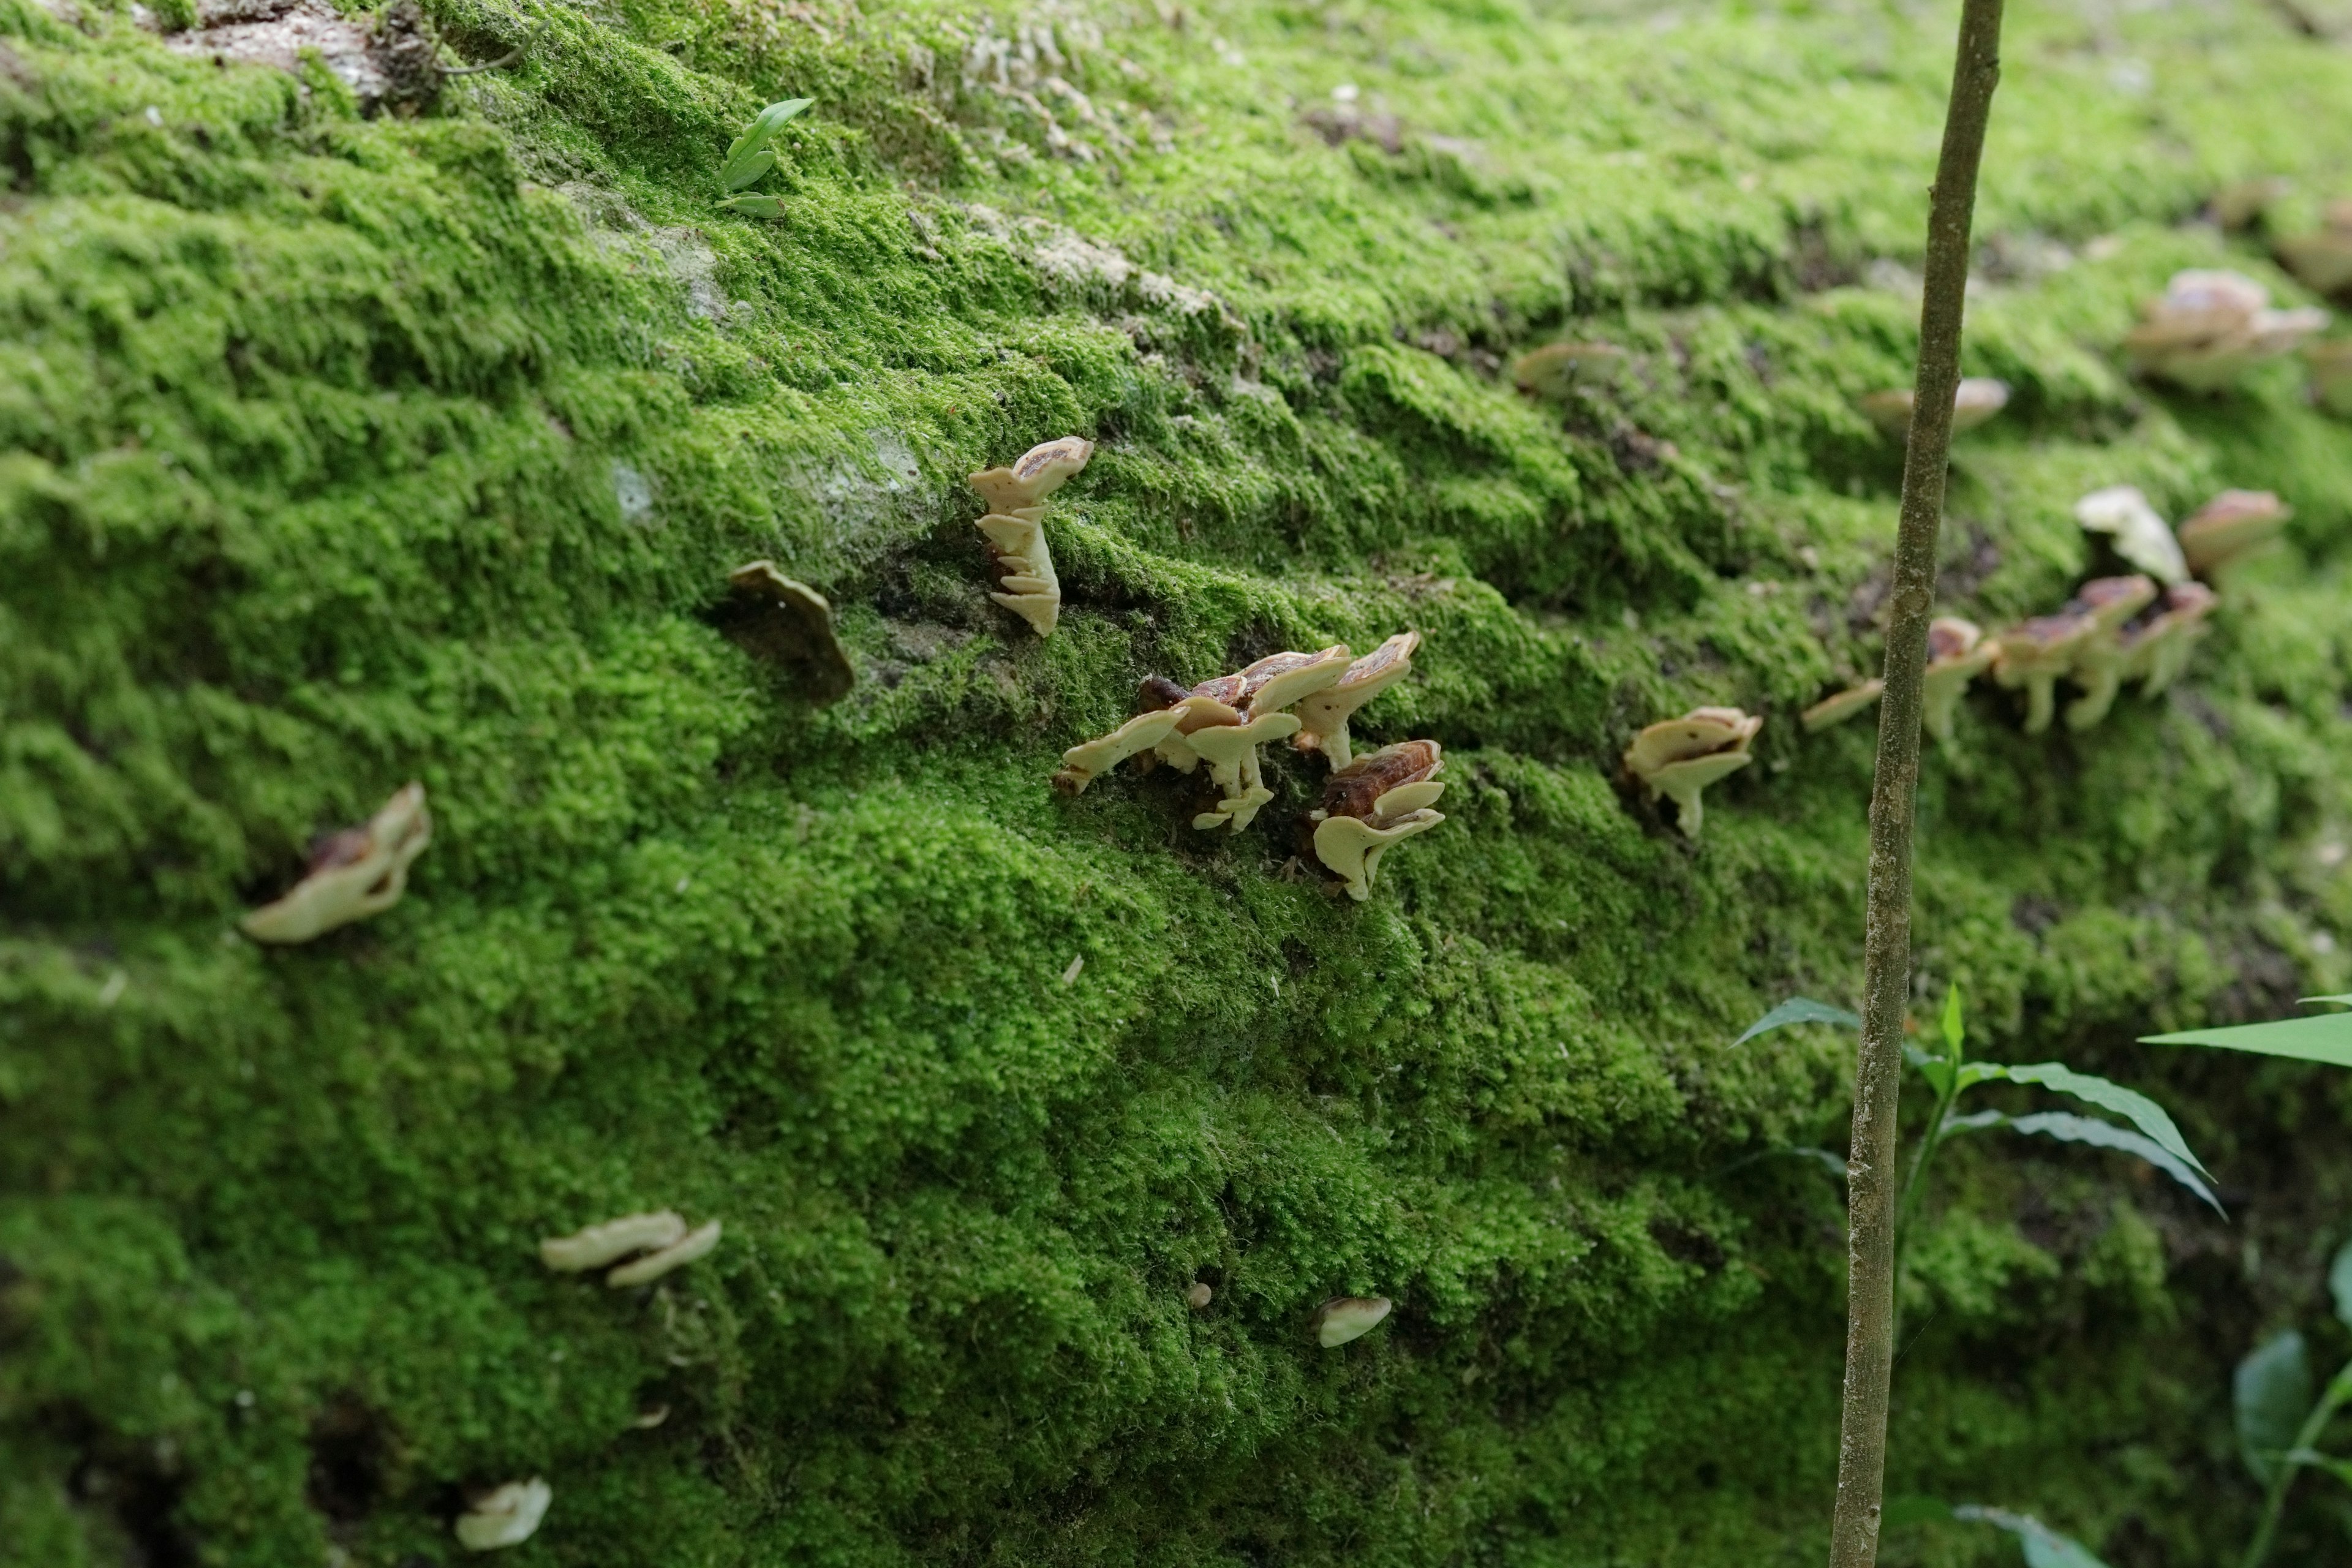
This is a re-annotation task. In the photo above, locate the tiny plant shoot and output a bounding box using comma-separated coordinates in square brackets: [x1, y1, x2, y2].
[720, 97, 813, 217]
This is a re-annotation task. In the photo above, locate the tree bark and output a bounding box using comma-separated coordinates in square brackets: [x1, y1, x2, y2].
[1825, 4, 2007, 1567]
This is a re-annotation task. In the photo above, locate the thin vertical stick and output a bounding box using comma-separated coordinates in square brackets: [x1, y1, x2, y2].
[1826, 4, 2006, 1568]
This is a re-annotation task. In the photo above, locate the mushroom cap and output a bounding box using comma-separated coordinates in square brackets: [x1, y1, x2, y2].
[540, 1211, 688, 1273]
[1321, 739, 1444, 821]
[1801, 679, 1885, 733]
[2074, 485, 2188, 584]
[1860, 380, 2008, 437]
[2179, 488, 2291, 575]
[1645, 748, 1755, 797]
[720, 562, 860, 700]
[1313, 1295, 1394, 1348]
[606, 1219, 723, 1288]
[967, 435, 1096, 512]
[2071, 574, 2158, 633]
[1926, 616, 1998, 675]
[1512, 341, 1629, 399]
[1994, 611, 2095, 678]
[2122, 581, 2220, 648]
[1294, 630, 1420, 745]
[1623, 707, 1761, 777]
[455, 1479, 553, 1552]
[1311, 810, 1443, 900]
[1235, 644, 1352, 717]
[1183, 711, 1303, 765]
[239, 783, 434, 945]
[1058, 709, 1185, 790]
[1169, 692, 1247, 734]
[2158, 268, 2271, 321]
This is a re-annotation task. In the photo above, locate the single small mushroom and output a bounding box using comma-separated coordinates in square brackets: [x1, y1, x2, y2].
[1292, 631, 1420, 771]
[2073, 485, 2188, 584]
[968, 435, 1095, 514]
[1622, 707, 1761, 838]
[969, 437, 1094, 639]
[1052, 709, 1184, 795]
[715, 562, 857, 702]
[241, 783, 432, 944]
[454, 1479, 551, 1553]
[2124, 270, 2329, 390]
[606, 1219, 722, 1288]
[2177, 488, 2291, 578]
[1186, 712, 1303, 833]
[1185, 1281, 1213, 1310]
[1992, 610, 2097, 734]
[1308, 740, 1447, 899]
[2118, 581, 2220, 698]
[2062, 575, 2160, 730]
[1858, 377, 2010, 439]
[1313, 1295, 1393, 1348]
[2312, 340, 2352, 417]
[1922, 617, 2000, 745]
[1800, 679, 1884, 733]
[2275, 200, 2352, 298]
[1233, 644, 1352, 718]
[1512, 341, 1629, 399]
[539, 1211, 688, 1272]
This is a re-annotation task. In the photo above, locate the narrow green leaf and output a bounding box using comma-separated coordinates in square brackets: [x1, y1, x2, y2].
[1940, 982, 1965, 1058]
[723, 148, 777, 191]
[719, 97, 813, 190]
[2001, 1112, 2226, 1216]
[720, 195, 785, 219]
[2302, 994, 2352, 1008]
[2331, 1238, 2352, 1331]
[1904, 1042, 1955, 1096]
[2141, 1009, 2352, 1067]
[1951, 1505, 2113, 1568]
[1733, 996, 1860, 1046]
[2238, 1331, 2315, 1487]
[1958, 1061, 2209, 1177]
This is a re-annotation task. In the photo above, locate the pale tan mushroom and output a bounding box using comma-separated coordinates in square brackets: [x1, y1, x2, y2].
[1512, 341, 1629, 399]
[1185, 1282, 1213, 1310]
[1234, 644, 1352, 718]
[967, 435, 1096, 513]
[2178, 488, 2291, 578]
[1993, 611, 2096, 734]
[1292, 631, 1420, 770]
[718, 562, 857, 702]
[2312, 340, 2352, 417]
[1923, 617, 2000, 745]
[1313, 1295, 1393, 1348]
[2073, 486, 2188, 584]
[241, 783, 432, 944]
[970, 437, 1093, 638]
[1052, 709, 1184, 795]
[1858, 378, 2010, 438]
[455, 1479, 551, 1553]
[1801, 680, 1883, 733]
[2062, 575, 2160, 730]
[607, 1219, 722, 1287]
[1308, 740, 1448, 897]
[1623, 707, 1761, 838]
[2124, 270, 2329, 390]
[2276, 200, 2352, 297]
[539, 1212, 688, 1272]
[1186, 712, 1302, 832]
[2120, 582, 2220, 696]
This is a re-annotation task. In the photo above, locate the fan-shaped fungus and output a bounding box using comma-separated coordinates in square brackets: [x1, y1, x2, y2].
[2122, 270, 2329, 390]
[1623, 707, 1761, 837]
[718, 562, 858, 702]
[241, 783, 432, 944]
[1186, 712, 1303, 833]
[969, 435, 1095, 513]
[539, 1212, 687, 1272]
[2178, 489, 2291, 578]
[1800, 680, 1883, 733]
[1512, 341, 1629, 399]
[2119, 582, 2220, 697]
[2276, 200, 2352, 297]
[606, 1219, 723, 1287]
[455, 1479, 552, 1553]
[1858, 377, 2010, 438]
[1992, 611, 2095, 734]
[2062, 575, 2159, 730]
[1293, 632, 1420, 770]
[2073, 485, 2188, 584]
[1053, 709, 1185, 795]
[1309, 740, 1447, 899]
[1234, 644, 1352, 718]
[1923, 617, 2000, 745]
[1313, 1295, 1393, 1348]
[970, 436, 1095, 638]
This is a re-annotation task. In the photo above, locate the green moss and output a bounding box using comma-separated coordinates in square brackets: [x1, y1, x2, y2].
[2, 0, 2351, 1563]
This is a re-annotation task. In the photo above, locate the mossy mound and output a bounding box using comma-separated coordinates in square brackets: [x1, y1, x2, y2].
[2, 0, 2351, 1563]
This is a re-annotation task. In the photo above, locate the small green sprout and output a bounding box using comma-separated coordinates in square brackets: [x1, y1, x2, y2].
[719, 97, 813, 217]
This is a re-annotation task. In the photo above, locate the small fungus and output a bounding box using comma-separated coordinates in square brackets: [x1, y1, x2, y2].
[969, 436, 1095, 638]
[1512, 341, 1629, 399]
[968, 435, 1095, 514]
[2122, 270, 2329, 390]
[1800, 680, 1883, 733]
[2275, 200, 2352, 298]
[1309, 740, 1447, 899]
[1313, 1295, 1393, 1348]
[607, 1219, 723, 1288]
[539, 1211, 687, 1272]
[2311, 340, 2352, 417]
[2073, 485, 2188, 584]
[2061, 575, 2160, 730]
[454, 1478, 551, 1553]
[2177, 488, 2291, 578]
[1185, 1282, 1213, 1310]
[1232, 644, 1352, 718]
[1052, 708, 1183, 794]
[2119, 582, 2219, 697]
[1992, 611, 2095, 734]
[1858, 377, 2009, 438]
[241, 783, 432, 944]
[716, 562, 856, 703]
[1186, 712, 1303, 832]
[1292, 631, 1420, 770]
[1922, 617, 2000, 745]
[1622, 707, 1761, 838]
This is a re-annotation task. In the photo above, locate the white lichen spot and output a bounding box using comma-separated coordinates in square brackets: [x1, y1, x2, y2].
[611, 461, 654, 523]
[240, 783, 431, 944]
[1061, 955, 1085, 985]
[454, 1479, 551, 1553]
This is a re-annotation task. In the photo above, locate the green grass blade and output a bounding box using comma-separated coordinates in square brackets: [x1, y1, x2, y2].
[2237, 1331, 2315, 1487]
[1733, 996, 1860, 1046]
[1940, 982, 1964, 1058]
[1958, 1061, 2209, 1177]
[2001, 1112, 2225, 1216]
[2140, 1009, 2352, 1066]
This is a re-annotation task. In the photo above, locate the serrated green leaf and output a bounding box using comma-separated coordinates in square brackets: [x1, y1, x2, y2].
[1996, 1112, 2225, 1216]
[1951, 1505, 2113, 1568]
[1941, 982, 1965, 1058]
[1958, 1061, 2209, 1177]
[2332, 1238, 2352, 1331]
[1734, 996, 1860, 1047]
[2238, 1331, 2315, 1487]
[2142, 1009, 2352, 1067]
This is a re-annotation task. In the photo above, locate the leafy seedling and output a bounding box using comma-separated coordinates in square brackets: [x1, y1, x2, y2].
[2234, 1236, 2352, 1567]
[719, 97, 813, 217]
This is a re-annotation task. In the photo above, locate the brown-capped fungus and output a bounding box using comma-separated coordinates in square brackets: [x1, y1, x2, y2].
[717, 562, 858, 703]
[1992, 611, 2096, 734]
[2122, 270, 2329, 390]
[2275, 200, 2352, 298]
[454, 1479, 552, 1553]
[1623, 707, 1761, 838]
[1292, 631, 1420, 770]
[241, 783, 432, 944]
[1512, 341, 1629, 399]
[1922, 617, 2000, 745]
[2061, 575, 2160, 730]
[1313, 1295, 1393, 1348]
[1052, 709, 1184, 795]
[2073, 486, 2188, 584]
[1309, 740, 1447, 900]
[1800, 680, 1883, 733]
[1857, 377, 2010, 439]
[2120, 582, 2220, 696]
[969, 436, 1094, 638]
[2178, 489, 2291, 578]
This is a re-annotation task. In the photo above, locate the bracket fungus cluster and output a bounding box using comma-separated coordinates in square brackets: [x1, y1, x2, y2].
[2123, 270, 2328, 390]
[1055, 632, 1444, 896]
[241, 783, 432, 944]
[715, 561, 856, 704]
[1623, 707, 1761, 837]
[1858, 377, 2010, 439]
[970, 436, 1093, 637]
[2276, 200, 2352, 299]
[1313, 1295, 1393, 1348]
[540, 1210, 722, 1289]
[455, 1478, 551, 1553]
[1800, 679, 1883, 734]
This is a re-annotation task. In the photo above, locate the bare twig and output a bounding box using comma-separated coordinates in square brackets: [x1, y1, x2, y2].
[1825, 4, 2006, 1568]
